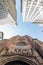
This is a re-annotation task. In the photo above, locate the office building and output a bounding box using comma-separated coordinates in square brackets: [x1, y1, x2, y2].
[0, 32, 3, 40]
[0, 0, 17, 26]
[21, 0, 43, 25]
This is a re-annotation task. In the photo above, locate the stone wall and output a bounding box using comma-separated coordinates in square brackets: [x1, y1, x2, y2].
[31, 39, 43, 58]
[0, 35, 43, 65]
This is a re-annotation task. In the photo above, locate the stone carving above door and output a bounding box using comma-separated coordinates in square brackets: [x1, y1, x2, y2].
[0, 41, 34, 56]
[0, 36, 43, 65]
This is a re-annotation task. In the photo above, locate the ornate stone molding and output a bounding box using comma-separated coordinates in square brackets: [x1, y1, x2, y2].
[0, 36, 43, 65]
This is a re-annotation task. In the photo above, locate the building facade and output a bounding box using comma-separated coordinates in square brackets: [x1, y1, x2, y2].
[0, 0, 17, 26]
[21, 0, 43, 25]
[0, 35, 43, 65]
[0, 32, 3, 40]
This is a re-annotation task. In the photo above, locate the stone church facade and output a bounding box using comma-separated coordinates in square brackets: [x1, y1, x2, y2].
[0, 35, 43, 65]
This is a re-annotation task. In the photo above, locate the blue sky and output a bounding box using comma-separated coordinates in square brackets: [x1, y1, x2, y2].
[0, 0, 43, 41]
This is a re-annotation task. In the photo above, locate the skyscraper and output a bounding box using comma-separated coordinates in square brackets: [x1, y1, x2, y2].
[21, 0, 43, 25]
[0, 0, 17, 26]
[0, 32, 3, 40]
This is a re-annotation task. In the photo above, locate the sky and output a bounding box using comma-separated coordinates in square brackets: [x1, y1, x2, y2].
[0, 0, 43, 42]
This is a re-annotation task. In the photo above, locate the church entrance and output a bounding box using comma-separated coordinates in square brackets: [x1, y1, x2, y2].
[5, 60, 29, 65]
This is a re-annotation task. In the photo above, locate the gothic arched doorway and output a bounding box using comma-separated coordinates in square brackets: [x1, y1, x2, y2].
[5, 60, 29, 65]
[0, 55, 38, 65]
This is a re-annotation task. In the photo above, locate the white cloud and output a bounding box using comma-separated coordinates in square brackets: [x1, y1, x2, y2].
[0, 24, 14, 39]
[38, 24, 43, 26]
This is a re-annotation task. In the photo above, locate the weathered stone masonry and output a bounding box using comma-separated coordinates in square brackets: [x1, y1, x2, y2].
[0, 35, 43, 65]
